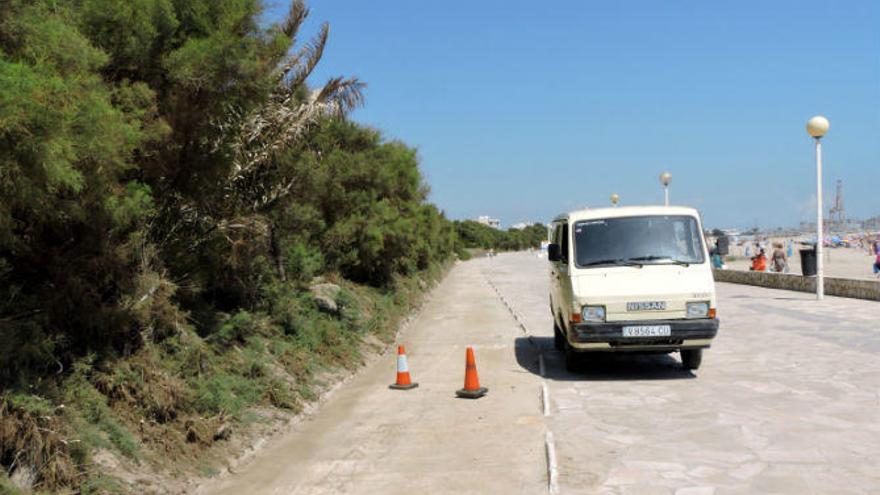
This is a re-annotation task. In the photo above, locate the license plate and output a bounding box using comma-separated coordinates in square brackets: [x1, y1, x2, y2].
[622, 325, 671, 337]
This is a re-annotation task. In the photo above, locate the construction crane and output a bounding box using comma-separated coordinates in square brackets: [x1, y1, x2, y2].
[828, 179, 846, 231]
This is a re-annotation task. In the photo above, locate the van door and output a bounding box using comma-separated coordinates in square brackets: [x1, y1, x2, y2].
[557, 222, 575, 330]
[550, 222, 573, 327]
[549, 223, 565, 321]
[549, 223, 560, 319]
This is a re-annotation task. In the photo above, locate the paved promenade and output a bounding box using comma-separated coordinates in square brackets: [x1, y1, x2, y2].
[484, 252, 880, 494]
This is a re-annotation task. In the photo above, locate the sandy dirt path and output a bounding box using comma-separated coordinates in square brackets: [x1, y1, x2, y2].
[197, 259, 548, 495]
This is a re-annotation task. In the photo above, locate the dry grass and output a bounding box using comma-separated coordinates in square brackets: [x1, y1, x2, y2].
[0, 394, 80, 491]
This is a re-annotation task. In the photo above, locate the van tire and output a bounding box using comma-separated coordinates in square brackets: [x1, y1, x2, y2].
[553, 322, 565, 351]
[681, 349, 702, 370]
[564, 345, 580, 372]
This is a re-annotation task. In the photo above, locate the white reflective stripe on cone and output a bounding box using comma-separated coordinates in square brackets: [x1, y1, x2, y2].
[397, 355, 408, 372]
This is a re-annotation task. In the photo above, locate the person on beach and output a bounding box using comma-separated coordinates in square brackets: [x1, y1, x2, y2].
[771, 242, 788, 273]
[750, 248, 767, 272]
[873, 237, 880, 277]
[710, 241, 724, 269]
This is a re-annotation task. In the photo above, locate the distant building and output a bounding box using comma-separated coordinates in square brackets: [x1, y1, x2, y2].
[476, 215, 501, 229]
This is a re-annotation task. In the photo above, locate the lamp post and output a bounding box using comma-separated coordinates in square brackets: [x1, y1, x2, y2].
[610, 193, 620, 207]
[659, 171, 672, 206]
[806, 115, 829, 300]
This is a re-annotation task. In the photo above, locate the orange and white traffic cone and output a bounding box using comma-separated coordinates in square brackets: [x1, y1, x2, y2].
[389, 345, 419, 390]
[456, 346, 488, 399]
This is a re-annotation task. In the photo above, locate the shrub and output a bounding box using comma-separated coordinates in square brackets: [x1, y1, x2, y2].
[65, 361, 140, 460]
[283, 241, 325, 284]
[210, 311, 257, 347]
[0, 393, 80, 490]
[190, 372, 259, 419]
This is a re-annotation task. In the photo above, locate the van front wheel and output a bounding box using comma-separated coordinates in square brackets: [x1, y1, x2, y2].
[553, 322, 565, 351]
[564, 344, 580, 372]
[680, 349, 702, 370]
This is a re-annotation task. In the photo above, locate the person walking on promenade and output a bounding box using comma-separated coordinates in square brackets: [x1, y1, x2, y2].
[771, 242, 788, 273]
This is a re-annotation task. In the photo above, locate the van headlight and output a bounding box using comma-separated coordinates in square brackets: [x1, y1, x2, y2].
[686, 301, 710, 318]
[581, 305, 606, 322]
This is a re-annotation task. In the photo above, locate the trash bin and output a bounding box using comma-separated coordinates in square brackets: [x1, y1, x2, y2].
[717, 236, 730, 256]
[800, 248, 817, 276]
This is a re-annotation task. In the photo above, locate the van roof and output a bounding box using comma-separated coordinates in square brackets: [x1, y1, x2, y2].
[552, 205, 701, 224]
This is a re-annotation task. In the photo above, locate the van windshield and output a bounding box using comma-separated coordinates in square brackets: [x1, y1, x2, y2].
[573, 215, 705, 268]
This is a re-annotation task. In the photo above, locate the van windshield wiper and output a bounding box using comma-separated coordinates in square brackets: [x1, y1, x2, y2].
[628, 255, 691, 267]
[581, 258, 643, 268]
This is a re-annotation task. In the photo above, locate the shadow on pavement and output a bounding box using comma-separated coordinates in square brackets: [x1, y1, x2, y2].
[515, 336, 696, 382]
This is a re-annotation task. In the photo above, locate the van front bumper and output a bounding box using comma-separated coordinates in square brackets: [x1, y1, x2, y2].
[569, 318, 719, 352]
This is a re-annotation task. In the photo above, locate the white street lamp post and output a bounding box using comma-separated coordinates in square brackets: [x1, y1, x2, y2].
[610, 193, 620, 207]
[806, 115, 829, 300]
[659, 171, 672, 206]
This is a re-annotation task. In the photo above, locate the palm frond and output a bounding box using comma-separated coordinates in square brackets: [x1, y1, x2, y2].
[221, 2, 367, 212]
[285, 22, 329, 89]
[281, 0, 308, 40]
[314, 76, 366, 115]
[274, 0, 312, 85]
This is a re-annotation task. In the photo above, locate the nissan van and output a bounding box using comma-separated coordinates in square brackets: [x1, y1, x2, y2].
[548, 206, 719, 371]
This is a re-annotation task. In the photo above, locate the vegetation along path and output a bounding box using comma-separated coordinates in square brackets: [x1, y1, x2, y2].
[0, 1, 548, 492]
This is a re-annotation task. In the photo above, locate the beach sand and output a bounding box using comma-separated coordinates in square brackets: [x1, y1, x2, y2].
[720, 236, 878, 280]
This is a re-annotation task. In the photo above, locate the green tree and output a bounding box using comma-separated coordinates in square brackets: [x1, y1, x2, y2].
[0, 0, 463, 490]
[454, 221, 547, 251]
[0, 0, 367, 380]
[269, 119, 455, 286]
[0, 1, 151, 381]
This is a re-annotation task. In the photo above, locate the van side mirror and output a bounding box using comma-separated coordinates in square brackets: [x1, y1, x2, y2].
[548, 243, 561, 262]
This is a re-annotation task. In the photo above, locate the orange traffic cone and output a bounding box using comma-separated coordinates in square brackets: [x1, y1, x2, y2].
[389, 345, 419, 390]
[456, 347, 488, 399]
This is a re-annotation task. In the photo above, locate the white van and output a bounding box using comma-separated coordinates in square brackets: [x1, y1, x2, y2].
[548, 206, 719, 371]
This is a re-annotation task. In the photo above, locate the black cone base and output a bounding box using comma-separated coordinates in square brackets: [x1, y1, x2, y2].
[456, 387, 488, 399]
[389, 382, 419, 390]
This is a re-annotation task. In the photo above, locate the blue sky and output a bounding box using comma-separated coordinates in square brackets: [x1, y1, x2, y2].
[265, 1, 879, 229]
